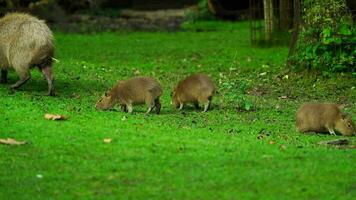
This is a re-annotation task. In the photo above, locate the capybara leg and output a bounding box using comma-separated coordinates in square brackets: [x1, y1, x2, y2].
[0, 69, 7, 84]
[121, 105, 128, 112]
[194, 102, 200, 109]
[145, 96, 155, 114]
[326, 124, 337, 135]
[146, 107, 153, 114]
[41, 66, 55, 96]
[127, 104, 133, 114]
[203, 100, 210, 112]
[179, 102, 184, 110]
[10, 72, 30, 90]
[327, 128, 337, 136]
[154, 99, 161, 114]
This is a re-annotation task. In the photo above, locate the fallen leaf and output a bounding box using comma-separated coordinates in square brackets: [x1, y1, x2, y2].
[279, 96, 288, 99]
[269, 141, 275, 145]
[103, 138, 112, 143]
[279, 144, 287, 150]
[121, 116, 127, 121]
[44, 114, 67, 121]
[0, 138, 26, 145]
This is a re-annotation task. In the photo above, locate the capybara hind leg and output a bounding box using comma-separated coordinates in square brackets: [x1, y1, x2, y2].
[154, 99, 161, 114]
[41, 66, 55, 96]
[10, 70, 30, 90]
[121, 105, 128, 112]
[127, 104, 133, 114]
[0, 69, 7, 84]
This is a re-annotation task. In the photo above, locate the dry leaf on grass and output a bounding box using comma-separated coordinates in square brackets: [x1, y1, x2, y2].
[269, 141, 275, 145]
[0, 138, 26, 145]
[103, 138, 112, 143]
[279, 144, 287, 150]
[44, 114, 67, 121]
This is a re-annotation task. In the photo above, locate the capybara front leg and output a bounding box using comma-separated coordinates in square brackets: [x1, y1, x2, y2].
[41, 66, 55, 96]
[326, 124, 337, 136]
[203, 100, 211, 113]
[154, 99, 161, 114]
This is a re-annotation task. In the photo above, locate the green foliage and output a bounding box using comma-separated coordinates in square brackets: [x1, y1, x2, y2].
[221, 80, 254, 111]
[292, 0, 355, 73]
[185, 0, 216, 22]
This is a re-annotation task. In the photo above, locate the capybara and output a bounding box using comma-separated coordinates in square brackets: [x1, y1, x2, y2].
[96, 76, 162, 114]
[296, 103, 355, 136]
[172, 73, 215, 112]
[0, 12, 55, 95]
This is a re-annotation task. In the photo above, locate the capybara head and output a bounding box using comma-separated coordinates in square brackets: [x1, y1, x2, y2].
[335, 114, 356, 136]
[95, 92, 116, 110]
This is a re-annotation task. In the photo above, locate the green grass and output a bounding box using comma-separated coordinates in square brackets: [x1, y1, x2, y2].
[1, 21, 355, 199]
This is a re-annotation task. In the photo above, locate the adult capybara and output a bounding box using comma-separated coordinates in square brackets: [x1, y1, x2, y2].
[0, 12, 55, 95]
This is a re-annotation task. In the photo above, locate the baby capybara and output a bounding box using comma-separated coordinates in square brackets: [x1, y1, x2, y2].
[172, 73, 215, 112]
[96, 76, 162, 114]
[0, 13, 55, 95]
[296, 103, 355, 136]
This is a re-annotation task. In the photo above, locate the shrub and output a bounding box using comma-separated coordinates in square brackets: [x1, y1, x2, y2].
[292, 0, 355, 73]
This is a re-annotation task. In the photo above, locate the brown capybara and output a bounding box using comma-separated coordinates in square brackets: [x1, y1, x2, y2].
[296, 103, 356, 136]
[0, 13, 55, 95]
[96, 76, 162, 114]
[172, 73, 215, 112]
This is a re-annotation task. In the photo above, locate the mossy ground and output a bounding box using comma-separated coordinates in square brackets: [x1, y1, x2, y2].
[0, 21, 355, 199]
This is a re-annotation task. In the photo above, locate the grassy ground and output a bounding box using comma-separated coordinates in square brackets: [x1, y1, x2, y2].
[0, 21, 355, 199]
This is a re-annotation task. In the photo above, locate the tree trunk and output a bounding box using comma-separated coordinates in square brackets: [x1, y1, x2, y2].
[263, 0, 273, 41]
[280, 0, 293, 30]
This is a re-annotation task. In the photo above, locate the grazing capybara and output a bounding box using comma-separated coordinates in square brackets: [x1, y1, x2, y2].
[296, 103, 356, 136]
[0, 12, 55, 95]
[172, 73, 215, 112]
[96, 76, 162, 114]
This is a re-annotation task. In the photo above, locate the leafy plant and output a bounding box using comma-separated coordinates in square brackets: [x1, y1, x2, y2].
[221, 80, 254, 111]
[291, 0, 355, 73]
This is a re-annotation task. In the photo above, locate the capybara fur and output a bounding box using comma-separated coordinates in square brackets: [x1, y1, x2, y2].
[172, 73, 215, 112]
[96, 77, 162, 114]
[296, 103, 356, 136]
[0, 12, 55, 95]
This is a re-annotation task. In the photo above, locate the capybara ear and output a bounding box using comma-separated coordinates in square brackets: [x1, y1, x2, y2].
[104, 91, 109, 96]
[341, 113, 348, 120]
